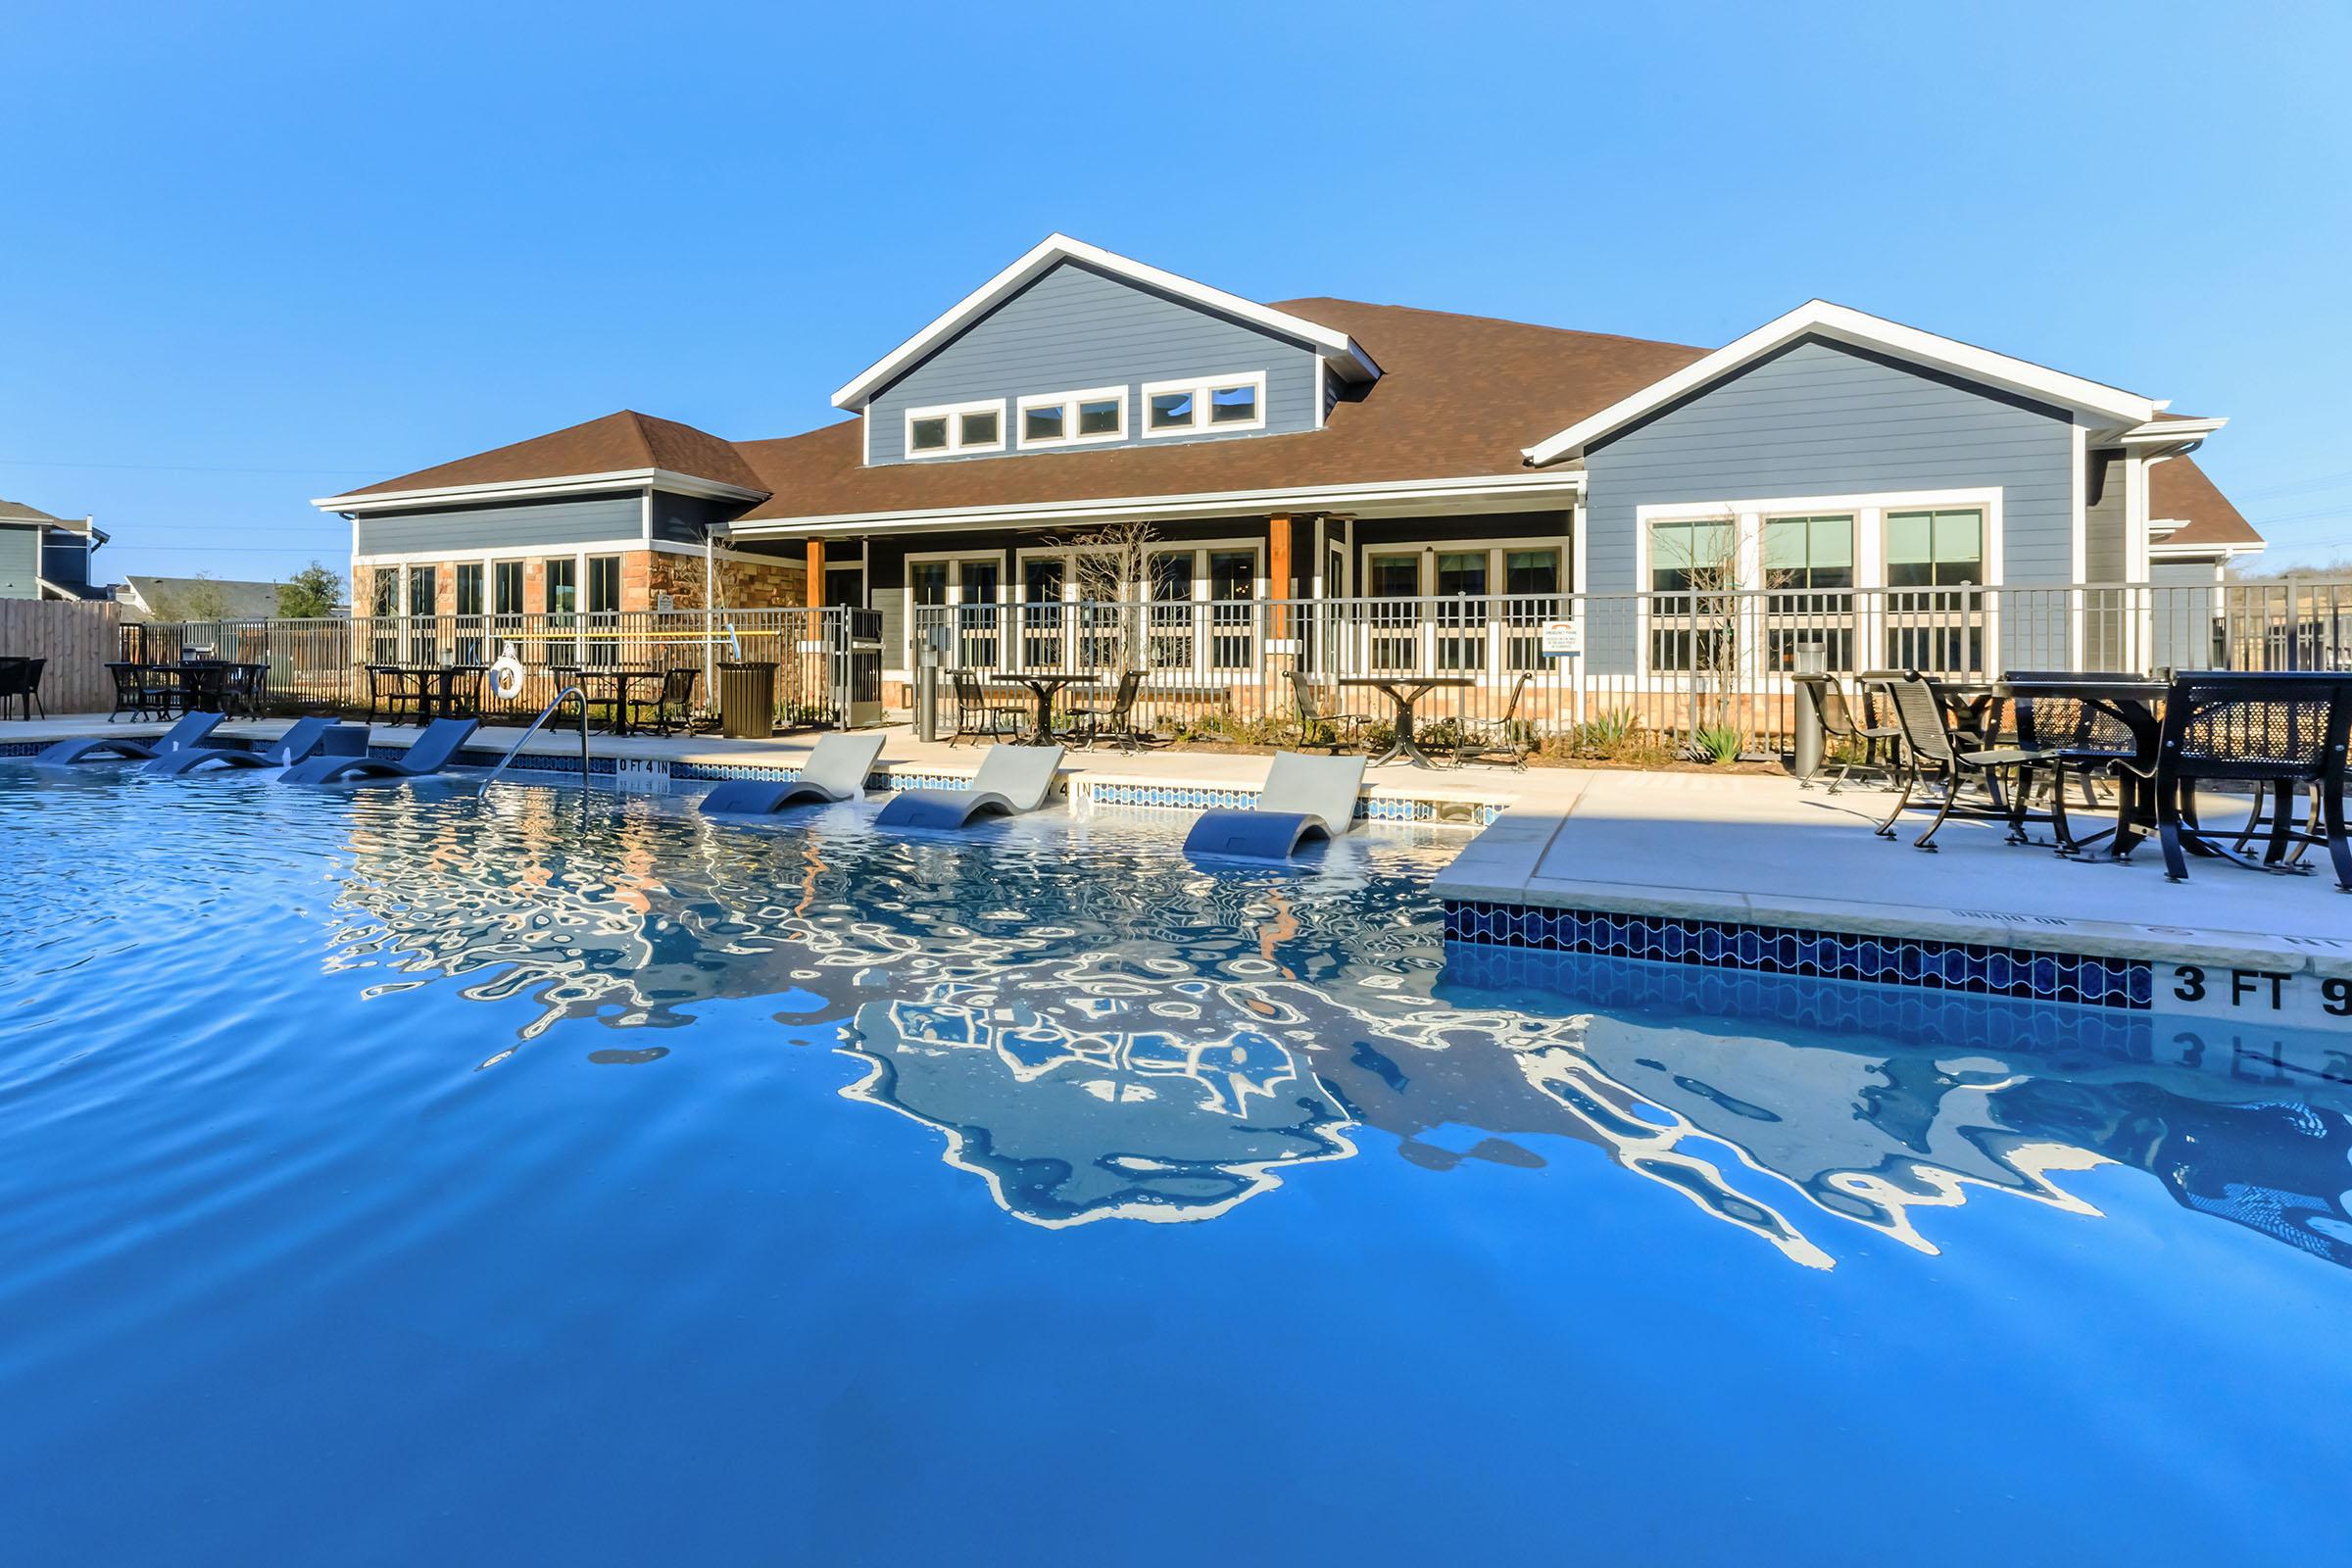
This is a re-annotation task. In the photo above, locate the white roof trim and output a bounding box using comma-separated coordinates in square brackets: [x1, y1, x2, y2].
[722, 469, 1586, 538]
[315, 467, 767, 514]
[1522, 300, 2160, 466]
[2121, 416, 2227, 447]
[829, 233, 1379, 411]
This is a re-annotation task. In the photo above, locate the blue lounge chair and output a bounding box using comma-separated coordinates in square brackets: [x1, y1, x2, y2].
[700, 732, 886, 814]
[874, 744, 1064, 830]
[278, 718, 479, 787]
[36, 710, 231, 766]
[146, 716, 351, 776]
[1183, 752, 1367, 859]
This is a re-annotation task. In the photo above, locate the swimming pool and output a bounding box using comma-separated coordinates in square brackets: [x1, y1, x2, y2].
[5, 762, 2349, 1565]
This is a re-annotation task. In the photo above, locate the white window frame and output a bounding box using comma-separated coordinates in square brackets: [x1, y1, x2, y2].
[1014, 385, 1129, 450]
[903, 398, 1007, 460]
[1140, 370, 1267, 438]
[1631, 487, 2005, 681]
[1354, 535, 1569, 676]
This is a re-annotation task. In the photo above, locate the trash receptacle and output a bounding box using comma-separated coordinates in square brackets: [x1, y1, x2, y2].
[716, 662, 777, 739]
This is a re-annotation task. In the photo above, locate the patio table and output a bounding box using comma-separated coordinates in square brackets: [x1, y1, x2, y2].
[1340, 675, 1478, 769]
[368, 663, 488, 724]
[1992, 677, 2170, 857]
[556, 666, 670, 736]
[991, 671, 1097, 742]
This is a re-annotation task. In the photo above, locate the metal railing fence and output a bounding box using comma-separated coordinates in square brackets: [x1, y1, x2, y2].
[121, 577, 2352, 753]
[122, 609, 870, 728]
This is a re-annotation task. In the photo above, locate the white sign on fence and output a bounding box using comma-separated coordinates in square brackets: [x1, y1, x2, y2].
[1540, 619, 1584, 658]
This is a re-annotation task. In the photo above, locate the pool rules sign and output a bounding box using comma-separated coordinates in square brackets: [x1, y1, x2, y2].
[1540, 619, 1583, 658]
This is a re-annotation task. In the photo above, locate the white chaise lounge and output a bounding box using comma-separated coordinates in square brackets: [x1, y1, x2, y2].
[1182, 752, 1367, 859]
[699, 732, 886, 814]
[873, 744, 1065, 830]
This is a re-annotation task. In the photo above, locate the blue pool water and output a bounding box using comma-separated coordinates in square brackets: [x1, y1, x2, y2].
[4, 761, 2350, 1565]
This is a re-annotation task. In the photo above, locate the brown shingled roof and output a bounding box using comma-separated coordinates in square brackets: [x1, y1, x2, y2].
[342, 410, 767, 499]
[728, 300, 1708, 521]
[2150, 455, 2261, 549]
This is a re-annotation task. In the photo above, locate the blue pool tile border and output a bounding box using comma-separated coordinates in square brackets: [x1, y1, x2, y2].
[1442, 900, 2153, 1010]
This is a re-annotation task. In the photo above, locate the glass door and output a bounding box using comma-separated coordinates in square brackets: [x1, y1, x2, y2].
[1149, 551, 1197, 673]
[958, 560, 1001, 670]
[1206, 550, 1255, 672]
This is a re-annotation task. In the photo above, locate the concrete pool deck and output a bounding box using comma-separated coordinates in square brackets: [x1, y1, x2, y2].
[1434, 768, 2352, 1018]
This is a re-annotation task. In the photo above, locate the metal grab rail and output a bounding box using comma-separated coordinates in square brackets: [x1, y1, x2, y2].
[479, 685, 590, 792]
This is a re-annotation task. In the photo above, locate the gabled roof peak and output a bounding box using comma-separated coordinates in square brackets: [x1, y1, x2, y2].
[1523, 299, 2162, 466]
[830, 234, 1380, 411]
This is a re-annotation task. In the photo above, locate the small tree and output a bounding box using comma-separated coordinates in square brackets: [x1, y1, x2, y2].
[277, 560, 345, 618]
[180, 574, 231, 621]
[1043, 519, 1163, 671]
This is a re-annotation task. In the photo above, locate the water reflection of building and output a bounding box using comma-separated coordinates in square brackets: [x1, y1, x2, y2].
[316, 789, 2352, 1267]
[842, 988, 1353, 1226]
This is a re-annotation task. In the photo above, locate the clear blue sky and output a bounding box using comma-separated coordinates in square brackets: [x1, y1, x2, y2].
[8, 0, 2349, 585]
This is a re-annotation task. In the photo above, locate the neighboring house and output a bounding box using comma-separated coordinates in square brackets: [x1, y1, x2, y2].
[317, 233, 2259, 686]
[0, 498, 111, 601]
[116, 575, 286, 622]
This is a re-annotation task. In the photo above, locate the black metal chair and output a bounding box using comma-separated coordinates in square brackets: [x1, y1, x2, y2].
[645, 666, 701, 736]
[0, 657, 43, 721]
[2113, 671, 2352, 891]
[1287, 670, 1369, 753]
[1064, 669, 1152, 752]
[949, 668, 1023, 746]
[1452, 672, 1533, 769]
[1792, 672, 1898, 792]
[1875, 671, 2048, 850]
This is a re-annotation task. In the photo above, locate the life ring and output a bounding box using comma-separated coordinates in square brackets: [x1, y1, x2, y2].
[489, 652, 526, 701]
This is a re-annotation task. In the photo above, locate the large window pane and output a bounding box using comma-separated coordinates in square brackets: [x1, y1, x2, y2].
[546, 559, 576, 615]
[455, 563, 484, 616]
[1504, 550, 1560, 596]
[1367, 554, 1419, 598]
[912, 563, 950, 606]
[1650, 520, 1734, 591]
[493, 562, 523, 615]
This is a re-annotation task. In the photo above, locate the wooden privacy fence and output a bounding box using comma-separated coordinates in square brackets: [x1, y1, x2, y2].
[0, 598, 122, 713]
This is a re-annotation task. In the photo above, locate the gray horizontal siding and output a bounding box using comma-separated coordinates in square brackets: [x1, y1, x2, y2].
[865, 260, 1321, 465]
[353, 495, 643, 557]
[0, 524, 38, 599]
[1582, 336, 2078, 672]
[652, 491, 736, 546]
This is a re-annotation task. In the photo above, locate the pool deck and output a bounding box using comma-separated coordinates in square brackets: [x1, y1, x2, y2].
[1434, 767, 2352, 1010]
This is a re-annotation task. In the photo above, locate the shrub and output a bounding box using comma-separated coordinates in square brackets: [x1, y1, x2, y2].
[1691, 724, 1744, 764]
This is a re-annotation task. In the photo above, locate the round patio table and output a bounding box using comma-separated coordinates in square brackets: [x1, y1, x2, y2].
[557, 666, 668, 735]
[991, 671, 1097, 742]
[1340, 675, 1477, 769]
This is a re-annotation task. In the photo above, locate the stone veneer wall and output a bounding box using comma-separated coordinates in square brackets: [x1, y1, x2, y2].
[350, 551, 808, 617]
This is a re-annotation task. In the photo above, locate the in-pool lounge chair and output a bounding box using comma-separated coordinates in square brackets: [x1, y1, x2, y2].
[146, 716, 352, 776]
[35, 710, 231, 766]
[874, 744, 1064, 830]
[278, 717, 479, 787]
[1183, 752, 1367, 859]
[700, 732, 886, 814]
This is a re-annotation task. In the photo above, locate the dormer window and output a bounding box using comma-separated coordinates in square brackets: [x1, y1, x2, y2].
[1016, 386, 1129, 450]
[905, 399, 1006, 459]
[1141, 371, 1266, 437]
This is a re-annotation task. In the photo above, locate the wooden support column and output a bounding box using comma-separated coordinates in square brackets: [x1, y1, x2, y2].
[1267, 514, 1293, 639]
[806, 538, 825, 639]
